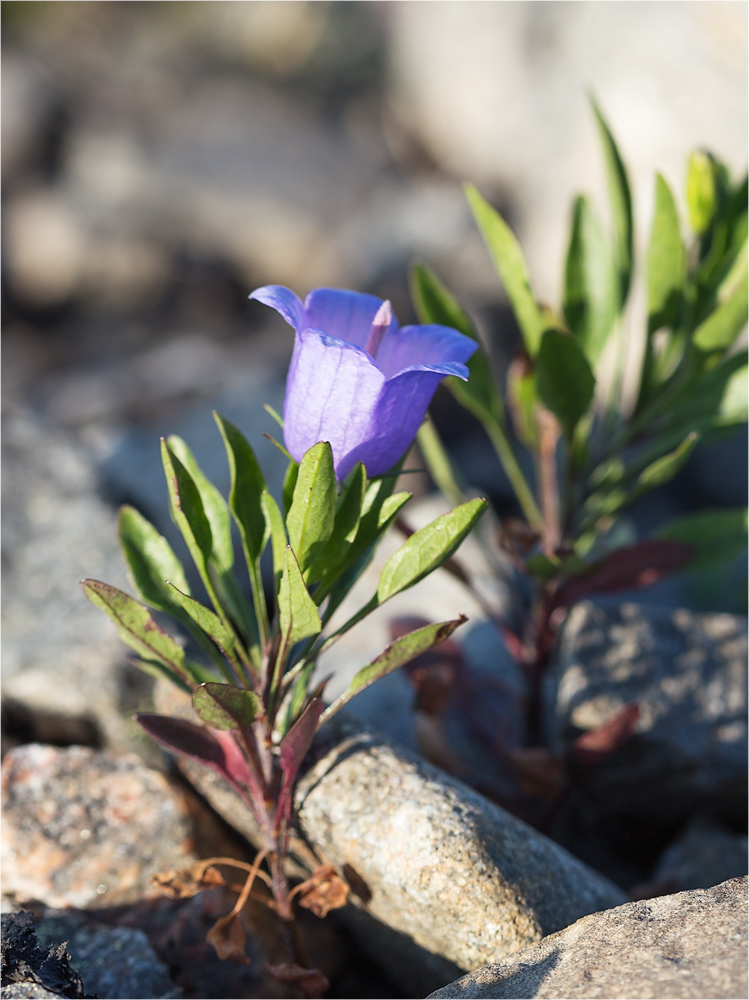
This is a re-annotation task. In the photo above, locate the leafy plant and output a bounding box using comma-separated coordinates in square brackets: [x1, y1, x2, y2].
[411, 100, 747, 750]
[84, 411, 485, 985]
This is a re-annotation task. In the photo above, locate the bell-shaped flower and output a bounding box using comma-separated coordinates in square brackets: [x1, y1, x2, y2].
[250, 285, 477, 480]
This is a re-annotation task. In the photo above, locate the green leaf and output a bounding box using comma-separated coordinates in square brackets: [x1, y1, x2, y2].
[161, 439, 213, 569]
[214, 413, 267, 563]
[283, 460, 299, 516]
[693, 277, 748, 353]
[319, 616, 467, 726]
[81, 579, 193, 689]
[286, 441, 336, 573]
[465, 183, 547, 356]
[637, 433, 699, 490]
[535, 328, 596, 438]
[506, 359, 540, 451]
[657, 508, 748, 573]
[563, 194, 619, 364]
[657, 350, 747, 436]
[261, 490, 287, 595]
[647, 174, 685, 335]
[686, 150, 719, 235]
[192, 682, 263, 731]
[118, 505, 191, 612]
[377, 497, 488, 603]
[306, 462, 366, 587]
[717, 361, 748, 424]
[410, 259, 477, 339]
[319, 485, 413, 623]
[591, 96, 633, 304]
[416, 417, 465, 508]
[165, 583, 238, 662]
[410, 260, 503, 425]
[167, 435, 233, 575]
[279, 546, 322, 647]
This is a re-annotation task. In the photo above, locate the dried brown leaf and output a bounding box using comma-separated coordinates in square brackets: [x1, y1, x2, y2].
[150, 861, 227, 899]
[205, 911, 250, 964]
[267, 963, 329, 999]
[294, 864, 349, 918]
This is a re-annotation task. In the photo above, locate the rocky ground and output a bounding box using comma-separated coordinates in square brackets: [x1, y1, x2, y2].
[2, 4, 747, 999]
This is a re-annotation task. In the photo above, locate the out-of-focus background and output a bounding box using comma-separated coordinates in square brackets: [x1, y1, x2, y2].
[2, 1, 747, 722]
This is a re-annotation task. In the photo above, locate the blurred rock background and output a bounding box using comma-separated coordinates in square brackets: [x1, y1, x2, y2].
[2, 1, 747, 736]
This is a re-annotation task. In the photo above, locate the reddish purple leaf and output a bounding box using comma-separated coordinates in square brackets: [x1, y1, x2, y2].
[553, 540, 693, 611]
[276, 697, 324, 826]
[135, 713, 264, 813]
[571, 702, 640, 767]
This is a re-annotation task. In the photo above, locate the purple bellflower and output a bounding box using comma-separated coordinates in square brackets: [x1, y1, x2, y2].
[250, 285, 478, 480]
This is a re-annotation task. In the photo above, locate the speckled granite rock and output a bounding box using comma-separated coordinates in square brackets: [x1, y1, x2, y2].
[1, 409, 137, 752]
[545, 602, 747, 834]
[426, 876, 748, 1000]
[642, 816, 748, 896]
[1, 745, 197, 909]
[33, 912, 181, 1000]
[155, 679, 625, 995]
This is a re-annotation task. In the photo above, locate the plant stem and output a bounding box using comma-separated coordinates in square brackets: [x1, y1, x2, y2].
[484, 418, 544, 530]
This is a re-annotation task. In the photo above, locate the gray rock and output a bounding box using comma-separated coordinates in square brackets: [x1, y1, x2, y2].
[1, 744, 198, 910]
[546, 601, 747, 832]
[154, 682, 625, 997]
[426, 876, 748, 1000]
[641, 816, 748, 896]
[2, 986, 70, 999]
[1, 409, 137, 751]
[34, 914, 181, 1000]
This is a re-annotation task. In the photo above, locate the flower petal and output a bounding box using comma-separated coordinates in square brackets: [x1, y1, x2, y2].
[284, 329, 385, 475]
[304, 288, 397, 352]
[340, 367, 452, 479]
[375, 323, 478, 379]
[249, 285, 305, 332]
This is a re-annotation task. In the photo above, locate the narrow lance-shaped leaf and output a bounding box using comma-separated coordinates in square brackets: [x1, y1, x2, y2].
[535, 328, 596, 439]
[134, 712, 263, 811]
[319, 487, 414, 618]
[552, 540, 694, 610]
[214, 412, 268, 563]
[657, 508, 748, 574]
[118, 504, 191, 612]
[261, 490, 287, 596]
[286, 441, 336, 574]
[306, 462, 366, 588]
[646, 173, 685, 336]
[410, 260, 502, 424]
[693, 277, 748, 353]
[81, 579, 193, 689]
[637, 432, 699, 490]
[276, 697, 325, 829]
[563, 194, 619, 365]
[465, 183, 547, 356]
[165, 583, 239, 667]
[168, 435, 234, 574]
[283, 460, 299, 517]
[686, 150, 719, 235]
[279, 546, 322, 648]
[161, 439, 213, 570]
[377, 497, 488, 604]
[319, 616, 467, 726]
[591, 95, 633, 304]
[192, 682, 264, 732]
